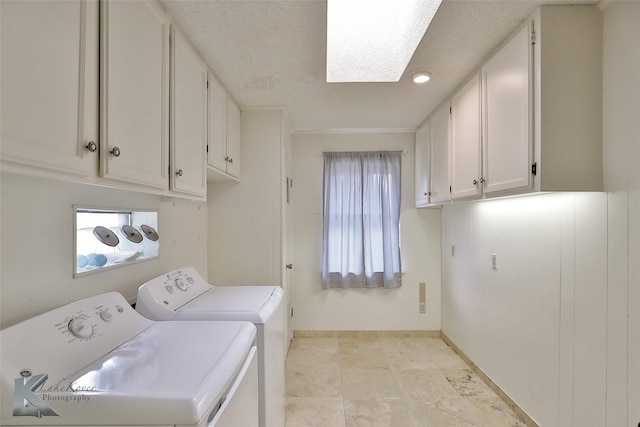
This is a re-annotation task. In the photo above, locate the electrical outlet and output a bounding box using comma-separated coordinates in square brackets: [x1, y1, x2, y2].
[491, 253, 498, 270]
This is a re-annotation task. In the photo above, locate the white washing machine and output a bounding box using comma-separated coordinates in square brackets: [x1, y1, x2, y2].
[0, 291, 259, 427]
[136, 267, 285, 427]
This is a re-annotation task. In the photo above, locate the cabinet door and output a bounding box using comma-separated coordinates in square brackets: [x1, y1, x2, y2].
[430, 102, 451, 204]
[100, 0, 169, 189]
[483, 24, 532, 195]
[415, 122, 431, 207]
[1, 0, 98, 177]
[450, 75, 482, 200]
[225, 97, 241, 179]
[170, 28, 207, 198]
[207, 72, 228, 173]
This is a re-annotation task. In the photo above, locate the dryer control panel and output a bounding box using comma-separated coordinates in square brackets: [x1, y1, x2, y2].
[1, 292, 154, 392]
[136, 267, 213, 320]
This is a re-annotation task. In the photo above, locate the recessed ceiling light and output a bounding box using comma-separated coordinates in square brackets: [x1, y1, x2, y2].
[326, 0, 443, 83]
[412, 71, 431, 84]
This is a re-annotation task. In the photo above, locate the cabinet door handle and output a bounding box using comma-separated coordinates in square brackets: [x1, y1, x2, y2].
[480, 177, 485, 184]
[286, 264, 293, 270]
[176, 169, 183, 177]
[86, 141, 97, 152]
[224, 156, 229, 162]
[473, 179, 478, 185]
[111, 146, 121, 157]
[228, 158, 233, 164]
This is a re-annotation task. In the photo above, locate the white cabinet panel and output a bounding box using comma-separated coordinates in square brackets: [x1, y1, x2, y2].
[482, 24, 532, 196]
[226, 97, 241, 179]
[430, 102, 450, 204]
[207, 73, 241, 181]
[1, 0, 98, 177]
[415, 100, 450, 207]
[415, 121, 431, 207]
[207, 72, 228, 173]
[450, 75, 482, 200]
[170, 28, 207, 198]
[100, 0, 169, 190]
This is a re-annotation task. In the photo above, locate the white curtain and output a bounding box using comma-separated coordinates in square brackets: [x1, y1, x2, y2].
[322, 151, 402, 289]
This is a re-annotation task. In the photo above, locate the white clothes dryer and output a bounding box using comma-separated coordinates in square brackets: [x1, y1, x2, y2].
[0, 291, 258, 427]
[136, 267, 285, 427]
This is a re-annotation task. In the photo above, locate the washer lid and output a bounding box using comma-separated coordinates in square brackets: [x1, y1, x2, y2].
[177, 286, 283, 324]
[65, 321, 256, 425]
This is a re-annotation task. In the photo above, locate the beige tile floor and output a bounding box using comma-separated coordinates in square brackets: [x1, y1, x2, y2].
[285, 335, 527, 427]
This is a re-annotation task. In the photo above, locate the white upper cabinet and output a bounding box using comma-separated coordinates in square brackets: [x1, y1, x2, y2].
[415, 121, 431, 207]
[426, 5, 602, 203]
[170, 27, 207, 199]
[415, 101, 450, 207]
[100, 0, 170, 190]
[430, 102, 451, 205]
[478, 6, 602, 196]
[482, 23, 533, 196]
[207, 72, 228, 174]
[450, 74, 482, 200]
[207, 73, 241, 181]
[2, 0, 219, 199]
[225, 97, 241, 179]
[1, 0, 99, 177]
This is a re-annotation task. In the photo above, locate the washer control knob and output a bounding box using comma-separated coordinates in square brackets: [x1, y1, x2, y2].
[165, 285, 175, 294]
[99, 310, 113, 322]
[68, 318, 94, 339]
[175, 278, 188, 291]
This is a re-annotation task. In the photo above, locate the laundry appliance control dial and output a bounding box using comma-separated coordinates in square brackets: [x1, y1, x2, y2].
[99, 309, 113, 322]
[175, 278, 188, 291]
[68, 317, 95, 339]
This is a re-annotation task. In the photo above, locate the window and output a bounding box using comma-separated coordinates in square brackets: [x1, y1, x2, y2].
[322, 151, 402, 289]
[75, 208, 159, 276]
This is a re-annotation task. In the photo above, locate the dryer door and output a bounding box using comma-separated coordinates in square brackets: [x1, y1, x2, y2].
[208, 347, 258, 427]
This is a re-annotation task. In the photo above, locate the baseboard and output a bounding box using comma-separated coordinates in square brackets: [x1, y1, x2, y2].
[441, 333, 539, 427]
[293, 330, 442, 338]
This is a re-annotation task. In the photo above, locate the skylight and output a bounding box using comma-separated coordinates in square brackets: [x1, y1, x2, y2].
[326, 0, 442, 83]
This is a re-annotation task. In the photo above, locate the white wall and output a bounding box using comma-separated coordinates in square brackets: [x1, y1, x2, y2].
[442, 193, 609, 426]
[207, 109, 286, 287]
[0, 172, 208, 328]
[291, 132, 441, 331]
[207, 107, 293, 349]
[441, 2, 640, 426]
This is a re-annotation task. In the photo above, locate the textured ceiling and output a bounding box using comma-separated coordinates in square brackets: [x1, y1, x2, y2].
[161, 0, 595, 132]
